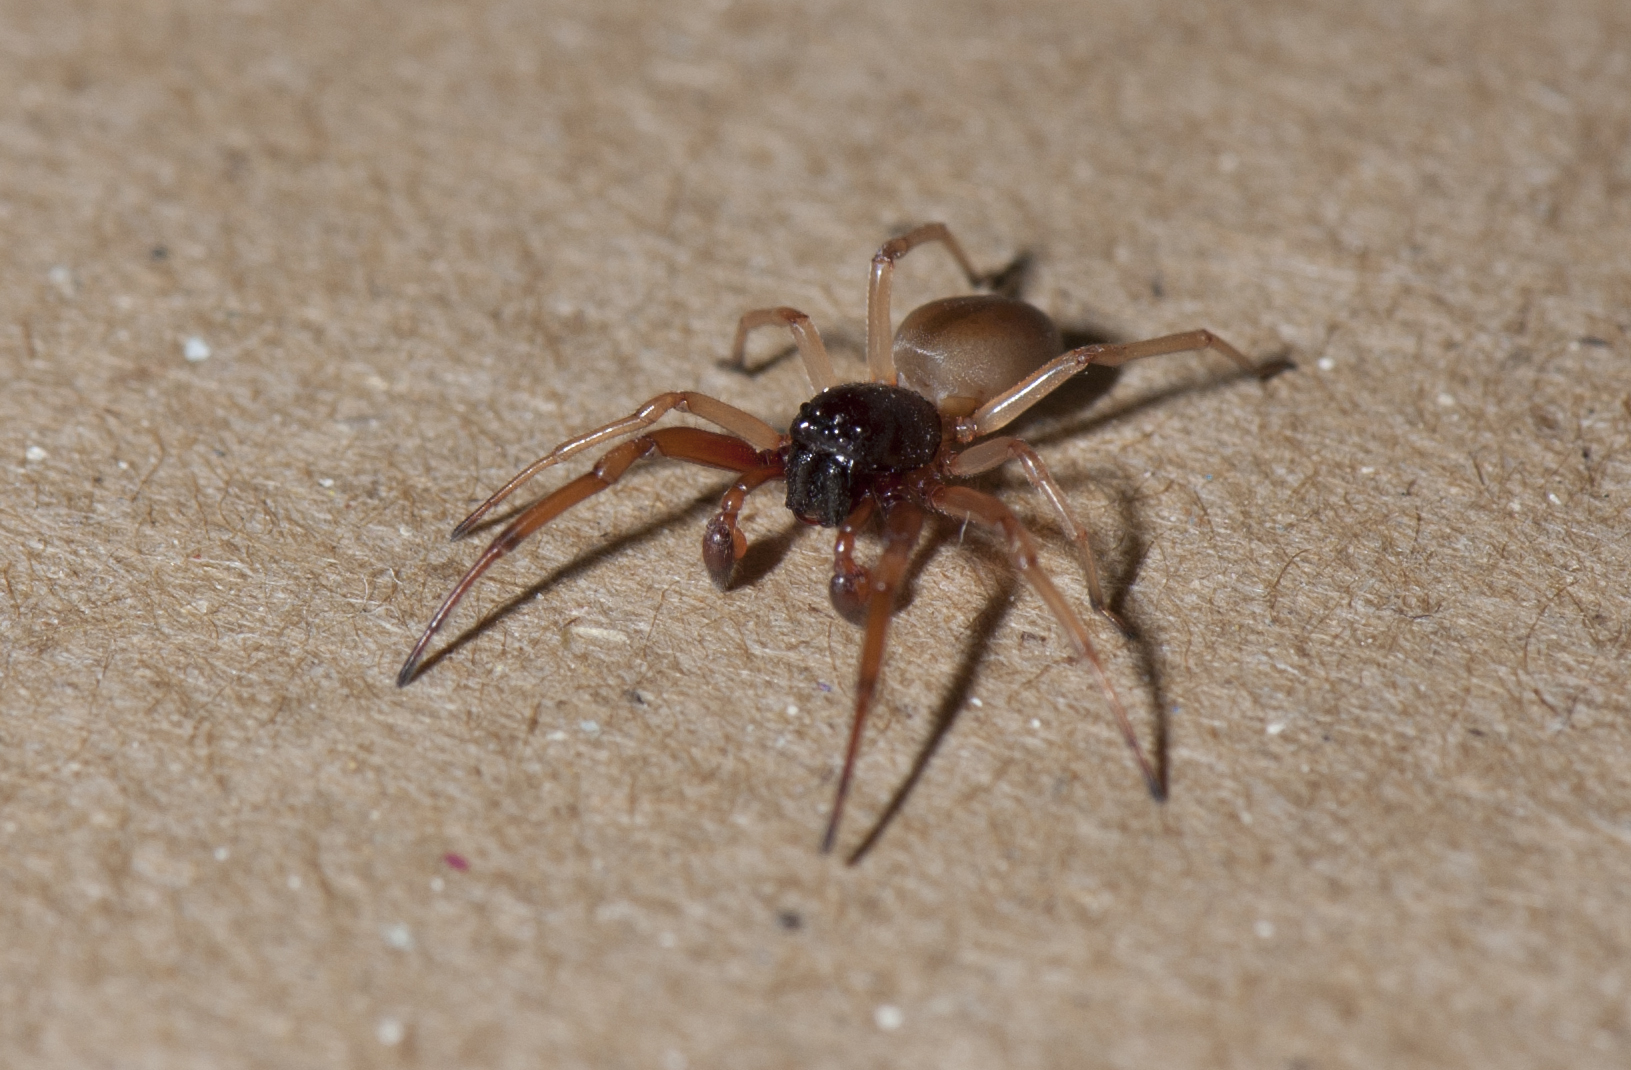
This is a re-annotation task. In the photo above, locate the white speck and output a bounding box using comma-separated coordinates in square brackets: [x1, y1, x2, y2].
[579, 719, 600, 735]
[1509, 500, 1522, 513]
[1030, 718, 1042, 729]
[1254, 919, 1275, 939]
[213, 847, 230, 862]
[376, 1017, 405, 1046]
[785, 704, 799, 717]
[369, 809, 381, 821]
[1316, 356, 1335, 372]
[429, 876, 445, 892]
[1436, 392, 1456, 407]
[287, 874, 303, 891]
[874, 1004, 905, 1030]
[969, 697, 983, 708]
[49, 265, 74, 294]
[117, 459, 129, 469]
[183, 336, 211, 362]
[1266, 720, 1287, 735]
[1547, 492, 1562, 505]
[567, 623, 630, 644]
[398, 525, 413, 537]
[1218, 151, 1240, 173]
[1359, 466, 1375, 475]
[24, 445, 46, 463]
[658, 931, 677, 948]
[382, 923, 414, 950]
[544, 730, 567, 742]
[317, 477, 334, 488]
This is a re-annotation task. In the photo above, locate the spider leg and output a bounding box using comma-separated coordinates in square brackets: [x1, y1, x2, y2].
[451, 392, 786, 539]
[827, 497, 878, 625]
[726, 307, 839, 393]
[926, 483, 1163, 800]
[400, 427, 767, 687]
[955, 329, 1276, 442]
[867, 223, 988, 384]
[822, 500, 926, 854]
[947, 436, 1130, 637]
[701, 463, 787, 590]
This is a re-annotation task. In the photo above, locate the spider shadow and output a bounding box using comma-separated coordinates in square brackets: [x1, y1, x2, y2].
[845, 487, 1174, 863]
[847, 553, 1017, 865]
[1019, 342, 1294, 451]
[412, 479, 804, 679]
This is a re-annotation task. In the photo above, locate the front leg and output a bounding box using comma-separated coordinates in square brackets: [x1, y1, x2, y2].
[701, 464, 785, 590]
[826, 498, 878, 625]
[823, 501, 926, 854]
[453, 391, 786, 539]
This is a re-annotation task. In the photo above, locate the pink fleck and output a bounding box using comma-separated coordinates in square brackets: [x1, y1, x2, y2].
[443, 853, 469, 872]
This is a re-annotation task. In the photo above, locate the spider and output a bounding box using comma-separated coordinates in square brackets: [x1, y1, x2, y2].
[397, 223, 1284, 855]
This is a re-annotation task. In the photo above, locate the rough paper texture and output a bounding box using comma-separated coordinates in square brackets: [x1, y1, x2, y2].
[1, 1, 1628, 1067]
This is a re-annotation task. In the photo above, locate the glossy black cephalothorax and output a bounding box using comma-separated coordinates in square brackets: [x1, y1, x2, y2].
[784, 382, 942, 526]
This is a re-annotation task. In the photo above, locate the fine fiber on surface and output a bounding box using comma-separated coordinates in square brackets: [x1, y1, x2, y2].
[2, 1, 1628, 1067]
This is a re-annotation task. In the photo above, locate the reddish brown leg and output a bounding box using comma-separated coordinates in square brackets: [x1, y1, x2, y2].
[702, 463, 786, 590]
[823, 501, 926, 854]
[827, 498, 878, 625]
[452, 392, 784, 539]
[927, 483, 1163, 800]
[947, 436, 1130, 636]
[399, 427, 767, 686]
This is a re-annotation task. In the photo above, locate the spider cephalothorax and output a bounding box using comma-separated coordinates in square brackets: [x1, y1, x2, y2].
[398, 223, 1283, 860]
[784, 382, 942, 527]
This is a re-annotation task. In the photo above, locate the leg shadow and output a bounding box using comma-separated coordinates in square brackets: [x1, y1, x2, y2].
[729, 517, 805, 589]
[846, 575, 1018, 865]
[1088, 470, 1174, 798]
[412, 483, 738, 679]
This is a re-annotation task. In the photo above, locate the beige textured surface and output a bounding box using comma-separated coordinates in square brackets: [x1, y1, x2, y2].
[3, 1, 1629, 1067]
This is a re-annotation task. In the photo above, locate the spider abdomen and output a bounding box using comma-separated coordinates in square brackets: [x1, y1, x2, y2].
[785, 382, 941, 526]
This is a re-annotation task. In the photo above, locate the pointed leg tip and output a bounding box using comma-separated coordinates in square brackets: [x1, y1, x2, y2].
[1094, 603, 1135, 640]
[1257, 357, 1296, 381]
[396, 660, 419, 688]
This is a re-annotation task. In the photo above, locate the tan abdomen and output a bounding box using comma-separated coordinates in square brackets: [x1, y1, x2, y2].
[893, 294, 1063, 416]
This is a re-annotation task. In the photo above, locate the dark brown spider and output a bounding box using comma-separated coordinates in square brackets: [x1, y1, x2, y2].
[398, 224, 1284, 856]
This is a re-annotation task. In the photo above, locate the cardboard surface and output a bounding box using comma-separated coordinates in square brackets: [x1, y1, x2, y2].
[2, 1, 1628, 1066]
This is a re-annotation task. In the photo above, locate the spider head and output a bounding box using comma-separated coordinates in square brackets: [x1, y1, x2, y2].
[784, 383, 941, 526]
